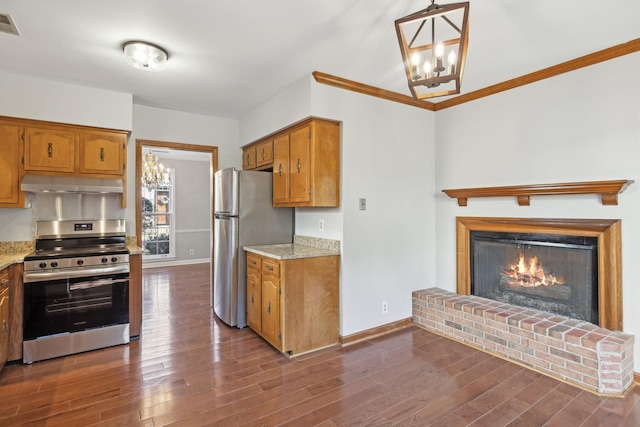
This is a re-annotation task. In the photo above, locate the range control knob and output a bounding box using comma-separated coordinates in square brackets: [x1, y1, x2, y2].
[111, 257, 118, 263]
[39, 262, 47, 269]
[101, 257, 108, 263]
[51, 262, 58, 268]
[77, 259, 84, 266]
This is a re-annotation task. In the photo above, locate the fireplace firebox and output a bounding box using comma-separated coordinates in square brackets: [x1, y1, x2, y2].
[470, 231, 599, 324]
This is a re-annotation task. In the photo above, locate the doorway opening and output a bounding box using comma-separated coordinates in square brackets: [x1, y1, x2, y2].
[135, 139, 218, 287]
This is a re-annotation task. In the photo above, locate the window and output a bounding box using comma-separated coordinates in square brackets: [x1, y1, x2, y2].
[141, 174, 175, 260]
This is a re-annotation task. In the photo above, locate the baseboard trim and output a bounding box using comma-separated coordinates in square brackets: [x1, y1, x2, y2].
[142, 259, 210, 269]
[339, 317, 413, 347]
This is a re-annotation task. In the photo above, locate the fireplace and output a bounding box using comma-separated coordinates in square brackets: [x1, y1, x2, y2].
[470, 231, 598, 323]
[456, 217, 622, 330]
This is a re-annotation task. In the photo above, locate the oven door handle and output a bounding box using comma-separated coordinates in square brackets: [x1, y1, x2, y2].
[24, 265, 130, 283]
[69, 278, 129, 291]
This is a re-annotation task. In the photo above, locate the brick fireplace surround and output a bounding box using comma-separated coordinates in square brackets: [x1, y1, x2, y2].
[412, 288, 634, 395]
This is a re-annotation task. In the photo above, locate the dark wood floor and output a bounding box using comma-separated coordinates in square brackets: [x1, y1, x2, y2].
[1, 264, 639, 426]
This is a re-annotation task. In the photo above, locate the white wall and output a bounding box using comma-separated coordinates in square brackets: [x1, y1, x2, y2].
[240, 77, 437, 336]
[127, 105, 240, 234]
[435, 53, 640, 369]
[0, 70, 132, 130]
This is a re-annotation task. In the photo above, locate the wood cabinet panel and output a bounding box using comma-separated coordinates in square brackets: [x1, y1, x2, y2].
[272, 135, 290, 204]
[243, 147, 257, 170]
[24, 127, 76, 173]
[78, 131, 126, 175]
[7, 263, 22, 362]
[289, 126, 311, 204]
[261, 275, 281, 349]
[0, 122, 24, 207]
[256, 140, 274, 167]
[0, 269, 9, 372]
[129, 254, 142, 337]
[246, 254, 262, 332]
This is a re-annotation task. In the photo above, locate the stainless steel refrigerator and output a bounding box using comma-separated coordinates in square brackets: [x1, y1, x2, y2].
[213, 167, 294, 328]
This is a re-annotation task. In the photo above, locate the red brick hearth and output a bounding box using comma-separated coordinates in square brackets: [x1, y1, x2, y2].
[413, 287, 634, 396]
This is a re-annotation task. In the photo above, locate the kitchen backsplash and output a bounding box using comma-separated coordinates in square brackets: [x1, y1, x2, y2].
[29, 192, 125, 221]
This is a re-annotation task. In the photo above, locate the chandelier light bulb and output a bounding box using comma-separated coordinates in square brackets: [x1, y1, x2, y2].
[423, 61, 433, 79]
[435, 42, 445, 59]
[448, 50, 457, 74]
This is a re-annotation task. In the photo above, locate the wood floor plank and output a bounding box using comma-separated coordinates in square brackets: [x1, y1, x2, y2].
[0, 263, 638, 426]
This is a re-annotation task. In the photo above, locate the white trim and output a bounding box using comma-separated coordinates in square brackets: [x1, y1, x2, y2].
[175, 228, 210, 233]
[142, 259, 210, 269]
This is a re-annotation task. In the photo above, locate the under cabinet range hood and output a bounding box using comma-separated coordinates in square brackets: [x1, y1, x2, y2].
[21, 175, 124, 194]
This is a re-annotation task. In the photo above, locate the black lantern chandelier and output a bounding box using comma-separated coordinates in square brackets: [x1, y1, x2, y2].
[395, 1, 469, 100]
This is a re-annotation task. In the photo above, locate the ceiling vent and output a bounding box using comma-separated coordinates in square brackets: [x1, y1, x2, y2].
[0, 13, 20, 36]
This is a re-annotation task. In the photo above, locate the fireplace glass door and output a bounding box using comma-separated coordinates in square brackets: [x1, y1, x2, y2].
[470, 232, 598, 324]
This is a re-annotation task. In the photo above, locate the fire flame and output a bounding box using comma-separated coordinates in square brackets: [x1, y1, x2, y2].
[501, 255, 564, 287]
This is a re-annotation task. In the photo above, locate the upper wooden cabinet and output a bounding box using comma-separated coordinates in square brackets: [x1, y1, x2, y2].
[256, 140, 274, 167]
[0, 116, 129, 208]
[243, 146, 257, 170]
[0, 121, 24, 208]
[78, 131, 126, 175]
[243, 117, 340, 207]
[23, 127, 76, 173]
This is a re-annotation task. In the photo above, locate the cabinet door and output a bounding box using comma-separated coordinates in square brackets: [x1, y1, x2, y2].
[246, 256, 262, 332]
[272, 135, 290, 204]
[0, 275, 9, 372]
[23, 127, 75, 172]
[78, 132, 126, 175]
[0, 122, 23, 207]
[289, 126, 310, 203]
[261, 274, 280, 349]
[256, 140, 274, 167]
[243, 147, 257, 169]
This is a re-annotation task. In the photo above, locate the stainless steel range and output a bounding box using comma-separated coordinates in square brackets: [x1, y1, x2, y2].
[22, 219, 130, 364]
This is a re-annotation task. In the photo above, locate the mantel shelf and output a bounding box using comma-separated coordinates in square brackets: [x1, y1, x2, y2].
[442, 180, 634, 206]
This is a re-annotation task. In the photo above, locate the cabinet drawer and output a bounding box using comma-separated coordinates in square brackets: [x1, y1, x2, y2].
[262, 259, 280, 277]
[243, 147, 257, 169]
[256, 140, 273, 166]
[247, 254, 262, 270]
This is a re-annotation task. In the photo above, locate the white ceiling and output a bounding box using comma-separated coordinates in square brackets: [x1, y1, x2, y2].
[1, 1, 638, 119]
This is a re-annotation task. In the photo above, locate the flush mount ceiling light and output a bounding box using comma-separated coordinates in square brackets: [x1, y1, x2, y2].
[395, 1, 469, 100]
[123, 41, 168, 72]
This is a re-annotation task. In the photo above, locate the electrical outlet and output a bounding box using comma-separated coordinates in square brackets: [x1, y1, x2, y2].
[382, 301, 388, 313]
[319, 219, 325, 231]
[359, 198, 366, 210]
[189, 249, 195, 255]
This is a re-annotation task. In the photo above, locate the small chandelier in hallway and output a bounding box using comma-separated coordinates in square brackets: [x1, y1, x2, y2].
[141, 152, 170, 191]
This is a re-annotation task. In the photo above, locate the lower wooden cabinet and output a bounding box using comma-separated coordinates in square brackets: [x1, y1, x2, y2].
[0, 268, 10, 372]
[129, 254, 142, 338]
[246, 252, 339, 356]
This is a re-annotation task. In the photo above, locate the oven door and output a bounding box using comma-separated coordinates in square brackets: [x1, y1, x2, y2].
[24, 269, 129, 340]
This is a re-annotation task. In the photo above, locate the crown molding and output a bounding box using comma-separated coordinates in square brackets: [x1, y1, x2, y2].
[313, 38, 640, 111]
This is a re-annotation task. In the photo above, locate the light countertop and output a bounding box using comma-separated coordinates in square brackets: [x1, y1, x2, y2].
[244, 235, 340, 260]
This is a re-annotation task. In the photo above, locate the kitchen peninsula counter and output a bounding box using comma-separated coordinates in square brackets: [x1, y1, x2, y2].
[244, 235, 340, 260]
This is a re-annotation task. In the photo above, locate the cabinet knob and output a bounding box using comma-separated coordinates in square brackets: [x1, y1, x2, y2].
[47, 142, 53, 158]
[296, 159, 301, 173]
[0, 278, 8, 285]
[267, 301, 271, 316]
[100, 147, 105, 161]
[2, 320, 7, 338]
[250, 293, 254, 305]
[261, 148, 265, 160]
[278, 164, 282, 176]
